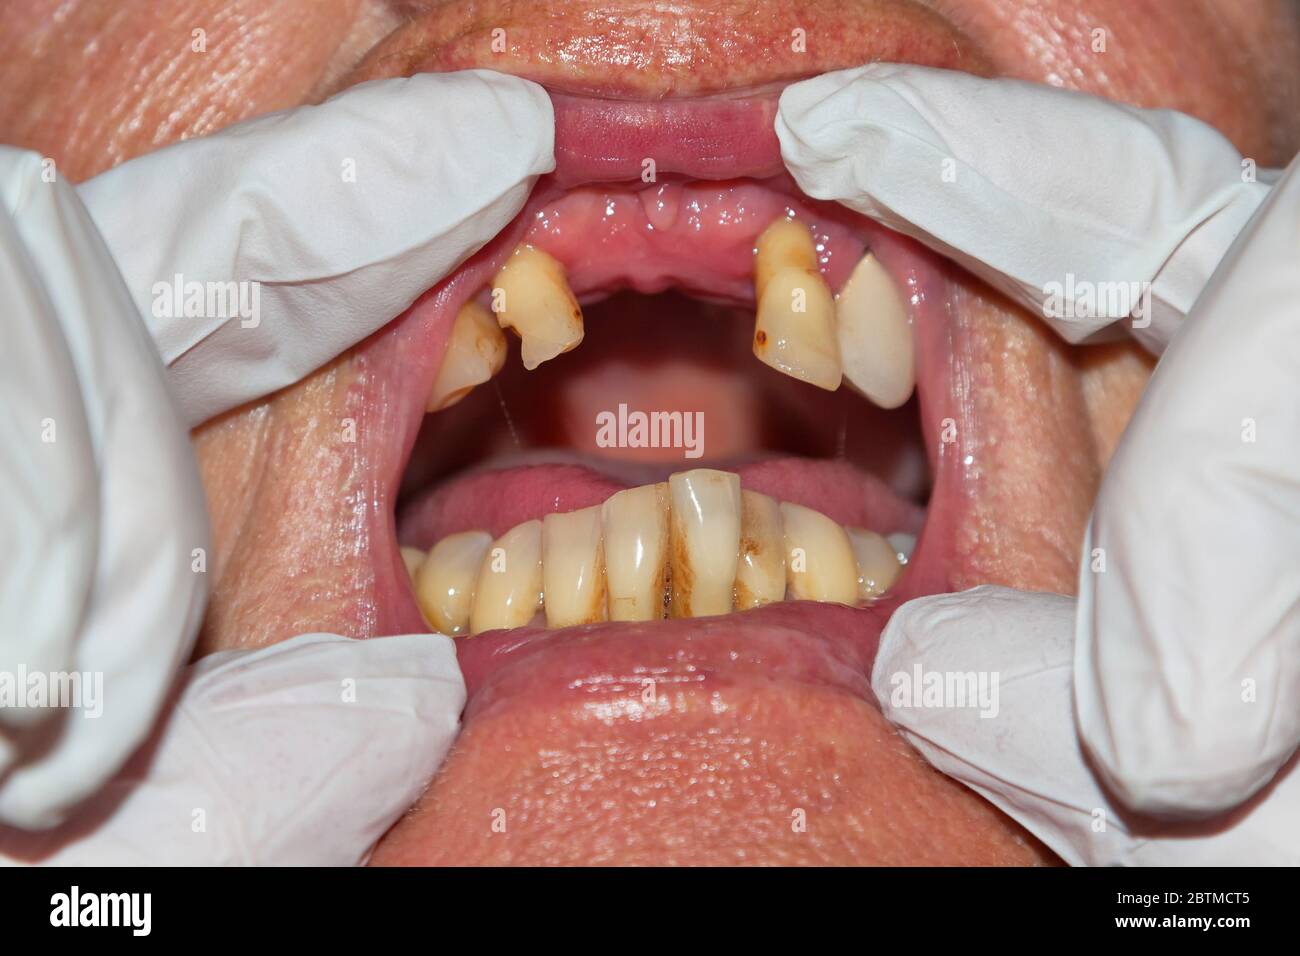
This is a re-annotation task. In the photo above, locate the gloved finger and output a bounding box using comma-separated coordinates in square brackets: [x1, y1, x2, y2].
[78, 69, 556, 428]
[0, 150, 97, 710]
[1076, 155, 1300, 818]
[874, 587, 1300, 865]
[0, 633, 465, 866]
[0, 149, 209, 828]
[775, 64, 1273, 353]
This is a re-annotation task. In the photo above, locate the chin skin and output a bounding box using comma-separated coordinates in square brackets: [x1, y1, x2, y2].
[2, 0, 1297, 865]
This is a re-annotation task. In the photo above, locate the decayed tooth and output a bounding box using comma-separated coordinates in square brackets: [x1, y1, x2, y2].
[835, 253, 915, 408]
[754, 218, 820, 301]
[602, 483, 669, 622]
[752, 220, 841, 391]
[469, 520, 543, 635]
[668, 468, 742, 618]
[887, 532, 916, 566]
[780, 503, 858, 605]
[426, 301, 507, 412]
[491, 244, 583, 371]
[542, 505, 607, 628]
[414, 531, 492, 636]
[734, 490, 786, 610]
[846, 527, 903, 600]
[400, 546, 427, 581]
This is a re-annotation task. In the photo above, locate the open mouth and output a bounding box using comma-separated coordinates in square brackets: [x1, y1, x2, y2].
[347, 87, 974, 717]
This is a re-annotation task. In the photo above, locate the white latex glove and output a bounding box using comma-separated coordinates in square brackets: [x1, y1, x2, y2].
[874, 590, 1299, 866]
[0, 633, 465, 865]
[79, 69, 555, 427]
[1, 69, 552, 829]
[777, 63, 1273, 354]
[779, 63, 1300, 857]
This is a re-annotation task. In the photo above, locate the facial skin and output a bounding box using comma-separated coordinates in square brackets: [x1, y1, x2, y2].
[3, 1, 1298, 865]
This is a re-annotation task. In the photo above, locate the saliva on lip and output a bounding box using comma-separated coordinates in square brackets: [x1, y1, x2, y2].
[402, 468, 912, 638]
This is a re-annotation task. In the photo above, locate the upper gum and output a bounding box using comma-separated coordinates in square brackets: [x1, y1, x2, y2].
[517, 179, 868, 306]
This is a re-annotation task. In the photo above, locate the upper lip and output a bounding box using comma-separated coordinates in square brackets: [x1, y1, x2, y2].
[350, 0, 990, 99]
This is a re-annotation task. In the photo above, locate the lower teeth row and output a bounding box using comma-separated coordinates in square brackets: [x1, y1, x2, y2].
[401, 468, 914, 637]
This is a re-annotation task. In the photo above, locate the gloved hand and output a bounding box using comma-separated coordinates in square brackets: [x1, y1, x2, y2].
[777, 64, 1300, 861]
[1, 69, 553, 832]
[0, 633, 464, 865]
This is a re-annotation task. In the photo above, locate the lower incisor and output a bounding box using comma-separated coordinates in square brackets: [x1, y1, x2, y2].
[781, 501, 859, 605]
[602, 483, 669, 622]
[542, 505, 607, 628]
[469, 520, 544, 635]
[668, 469, 742, 618]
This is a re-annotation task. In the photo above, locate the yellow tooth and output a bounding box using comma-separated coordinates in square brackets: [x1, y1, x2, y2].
[754, 275, 841, 391]
[734, 490, 786, 610]
[414, 531, 492, 636]
[542, 505, 607, 627]
[602, 483, 669, 622]
[668, 468, 742, 618]
[846, 527, 903, 600]
[469, 520, 543, 635]
[491, 244, 583, 371]
[835, 253, 915, 409]
[754, 218, 820, 301]
[780, 502, 858, 604]
[427, 301, 508, 412]
[400, 546, 427, 581]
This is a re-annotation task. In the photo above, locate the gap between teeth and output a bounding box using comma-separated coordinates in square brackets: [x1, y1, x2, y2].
[424, 215, 916, 411]
[404, 467, 913, 637]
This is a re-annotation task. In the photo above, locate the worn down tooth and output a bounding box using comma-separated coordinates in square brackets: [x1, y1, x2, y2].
[542, 505, 607, 627]
[427, 301, 507, 412]
[734, 490, 786, 610]
[469, 520, 543, 635]
[400, 546, 427, 581]
[835, 253, 915, 409]
[753, 217, 841, 390]
[887, 532, 916, 566]
[491, 244, 583, 371]
[780, 503, 859, 605]
[414, 531, 492, 636]
[668, 468, 741, 618]
[846, 528, 903, 600]
[754, 218, 820, 301]
[602, 483, 669, 622]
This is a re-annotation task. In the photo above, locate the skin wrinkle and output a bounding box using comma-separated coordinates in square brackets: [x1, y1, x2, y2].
[2, 0, 1297, 865]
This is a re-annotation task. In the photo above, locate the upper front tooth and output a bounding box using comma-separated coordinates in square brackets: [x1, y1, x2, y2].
[752, 219, 842, 391]
[427, 300, 508, 412]
[668, 468, 742, 618]
[754, 218, 820, 301]
[491, 244, 583, 371]
[835, 253, 915, 408]
[415, 530, 492, 636]
[469, 520, 544, 635]
[734, 489, 786, 610]
[846, 527, 903, 600]
[542, 505, 607, 628]
[602, 483, 669, 622]
[780, 502, 858, 604]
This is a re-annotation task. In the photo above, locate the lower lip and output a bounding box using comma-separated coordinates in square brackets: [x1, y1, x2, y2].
[456, 599, 895, 718]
